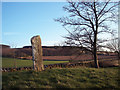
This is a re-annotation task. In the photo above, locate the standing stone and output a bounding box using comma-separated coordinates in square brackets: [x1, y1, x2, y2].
[31, 35, 44, 71]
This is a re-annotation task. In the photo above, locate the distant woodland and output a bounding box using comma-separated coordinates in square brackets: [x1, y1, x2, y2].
[1, 44, 88, 58]
[0, 44, 116, 58]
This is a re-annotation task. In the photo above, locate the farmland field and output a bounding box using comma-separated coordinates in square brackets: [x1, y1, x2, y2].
[43, 55, 117, 61]
[2, 57, 69, 68]
[2, 67, 119, 89]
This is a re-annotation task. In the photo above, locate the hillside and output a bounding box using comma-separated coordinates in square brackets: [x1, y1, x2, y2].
[1, 45, 89, 57]
[1, 45, 117, 61]
[0, 44, 10, 48]
[2, 67, 119, 89]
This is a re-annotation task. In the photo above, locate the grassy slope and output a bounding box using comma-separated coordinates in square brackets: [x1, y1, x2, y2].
[2, 67, 119, 89]
[2, 57, 69, 68]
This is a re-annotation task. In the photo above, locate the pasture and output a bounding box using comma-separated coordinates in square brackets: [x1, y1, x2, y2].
[2, 57, 119, 89]
[2, 57, 69, 68]
[2, 67, 119, 89]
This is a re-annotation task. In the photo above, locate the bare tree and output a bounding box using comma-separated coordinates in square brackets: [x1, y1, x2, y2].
[55, 0, 118, 68]
[106, 37, 120, 59]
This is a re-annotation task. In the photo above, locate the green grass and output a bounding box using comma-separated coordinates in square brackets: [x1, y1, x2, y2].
[2, 67, 119, 89]
[2, 57, 69, 68]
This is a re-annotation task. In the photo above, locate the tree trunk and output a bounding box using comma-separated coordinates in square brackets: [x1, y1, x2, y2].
[93, 38, 99, 68]
[118, 51, 120, 60]
[93, 2, 99, 68]
[93, 49, 99, 68]
[93, 30, 99, 68]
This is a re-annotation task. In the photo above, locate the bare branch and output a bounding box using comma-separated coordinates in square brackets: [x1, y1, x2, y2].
[55, 0, 118, 68]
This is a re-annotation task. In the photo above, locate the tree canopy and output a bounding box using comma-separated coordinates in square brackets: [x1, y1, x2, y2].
[55, 0, 119, 68]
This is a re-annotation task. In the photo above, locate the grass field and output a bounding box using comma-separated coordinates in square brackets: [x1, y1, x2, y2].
[2, 67, 119, 89]
[2, 57, 69, 68]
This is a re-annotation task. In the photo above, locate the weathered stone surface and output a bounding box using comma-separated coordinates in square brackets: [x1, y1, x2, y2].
[31, 35, 44, 71]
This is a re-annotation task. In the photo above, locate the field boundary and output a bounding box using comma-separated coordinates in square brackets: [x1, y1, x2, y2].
[2, 59, 119, 72]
